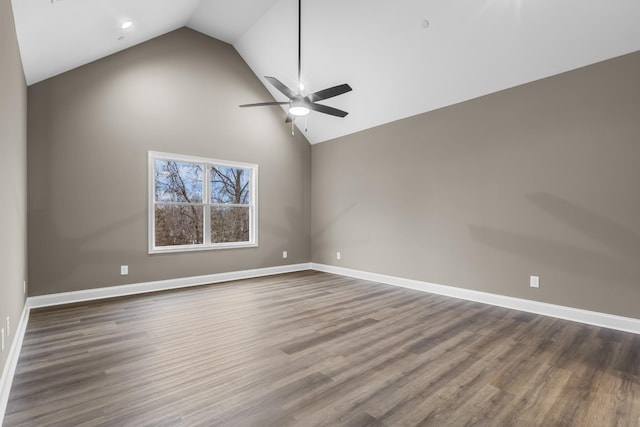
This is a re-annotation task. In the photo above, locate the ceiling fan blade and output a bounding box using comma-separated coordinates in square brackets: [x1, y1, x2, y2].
[305, 84, 352, 103]
[308, 103, 349, 118]
[265, 76, 297, 100]
[239, 101, 289, 108]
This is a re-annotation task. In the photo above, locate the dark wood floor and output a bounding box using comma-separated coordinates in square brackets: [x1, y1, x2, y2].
[4, 271, 640, 426]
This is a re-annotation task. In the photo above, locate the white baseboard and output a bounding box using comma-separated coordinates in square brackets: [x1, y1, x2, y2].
[0, 300, 30, 425]
[29, 263, 312, 309]
[311, 263, 640, 335]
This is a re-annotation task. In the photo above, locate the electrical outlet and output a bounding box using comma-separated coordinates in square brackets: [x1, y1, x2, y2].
[282, 251, 288, 259]
[337, 252, 341, 260]
[120, 265, 128, 275]
[530, 275, 540, 288]
[6, 316, 10, 337]
[23, 280, 26, 295]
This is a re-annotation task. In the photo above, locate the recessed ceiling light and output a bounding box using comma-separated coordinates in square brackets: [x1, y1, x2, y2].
[121, 21, 133, 30]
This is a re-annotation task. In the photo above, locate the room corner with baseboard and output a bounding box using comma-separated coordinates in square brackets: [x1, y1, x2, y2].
[0, 0, 28, 422]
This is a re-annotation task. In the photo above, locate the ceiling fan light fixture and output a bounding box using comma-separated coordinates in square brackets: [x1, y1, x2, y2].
[289, 104, 310, 117]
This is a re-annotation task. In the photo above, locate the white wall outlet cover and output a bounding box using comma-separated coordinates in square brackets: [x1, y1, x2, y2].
[337, 252, 341, 260]
[282, 251, 288, 259]
[121, 265, 129, 275]
[530, 276, 540, 288]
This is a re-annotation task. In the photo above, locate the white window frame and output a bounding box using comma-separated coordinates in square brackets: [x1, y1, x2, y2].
[148, 151, 258, 254]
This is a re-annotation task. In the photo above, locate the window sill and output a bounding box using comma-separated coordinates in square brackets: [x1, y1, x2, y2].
[149, 242, 258, 254]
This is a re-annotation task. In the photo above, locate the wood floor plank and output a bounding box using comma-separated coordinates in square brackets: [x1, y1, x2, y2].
[4, 270, 640, 426]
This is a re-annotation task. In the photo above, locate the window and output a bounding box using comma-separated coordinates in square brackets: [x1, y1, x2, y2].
[148, 151, 257, 253]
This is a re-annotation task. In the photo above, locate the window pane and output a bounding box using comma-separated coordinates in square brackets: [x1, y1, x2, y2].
[210, 166, 250, 205]
[155, 160, 203, 203]
[211, 206, 250, 243]
[155, 204, 203, 246]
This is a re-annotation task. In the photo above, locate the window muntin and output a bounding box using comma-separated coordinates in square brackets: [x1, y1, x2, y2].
[149, 152, 257, 253]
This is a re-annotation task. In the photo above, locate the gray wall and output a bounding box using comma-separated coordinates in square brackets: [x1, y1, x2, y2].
[22, 23, 640, 320]
[312, 52, 640, 319]
[0, 0, 27, 373]
[28, 28, 311, 296]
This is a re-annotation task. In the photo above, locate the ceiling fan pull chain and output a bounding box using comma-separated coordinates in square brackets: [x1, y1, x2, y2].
[291, 120, 295, 136]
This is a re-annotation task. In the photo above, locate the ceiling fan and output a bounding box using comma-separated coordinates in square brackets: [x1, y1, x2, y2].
[239, 0, 352, 127]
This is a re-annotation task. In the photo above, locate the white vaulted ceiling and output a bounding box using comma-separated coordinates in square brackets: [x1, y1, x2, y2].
[10, 0, 640, 144]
